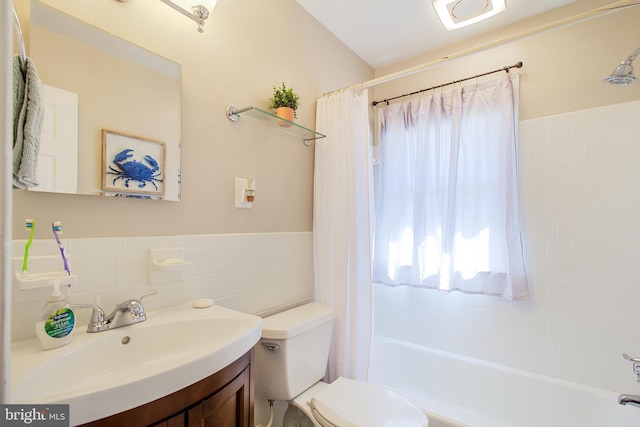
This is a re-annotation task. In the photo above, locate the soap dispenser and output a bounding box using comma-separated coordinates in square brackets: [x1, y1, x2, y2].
[35, 281, 75, 350]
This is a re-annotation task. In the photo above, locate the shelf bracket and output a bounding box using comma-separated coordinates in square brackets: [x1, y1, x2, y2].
[226, 105, 252, 122]
[302, 135, 323, 146]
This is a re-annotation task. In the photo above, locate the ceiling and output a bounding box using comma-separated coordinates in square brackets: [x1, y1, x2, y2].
[295, 0, 582, 68]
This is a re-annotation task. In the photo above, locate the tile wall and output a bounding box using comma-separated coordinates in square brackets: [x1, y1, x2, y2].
[374, 99, 640, 393]
[11, 232, 314, 341]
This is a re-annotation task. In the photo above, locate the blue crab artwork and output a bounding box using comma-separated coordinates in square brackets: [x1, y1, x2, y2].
[107, 149, 163, 192]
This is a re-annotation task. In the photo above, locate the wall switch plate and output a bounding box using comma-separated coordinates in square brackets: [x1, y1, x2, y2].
[235, 177, 253, 208]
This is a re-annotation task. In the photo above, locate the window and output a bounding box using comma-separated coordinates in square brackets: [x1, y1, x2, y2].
[372, 74, 528, 300]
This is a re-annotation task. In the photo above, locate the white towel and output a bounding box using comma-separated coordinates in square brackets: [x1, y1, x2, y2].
[12, 55, 44, 189]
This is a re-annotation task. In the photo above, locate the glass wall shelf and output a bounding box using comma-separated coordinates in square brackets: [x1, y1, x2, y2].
[225, 105, 326, 146]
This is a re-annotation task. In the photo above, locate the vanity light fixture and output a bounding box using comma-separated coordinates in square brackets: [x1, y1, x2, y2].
[432, 0, 506, 30]
[158, 0, 217, 33]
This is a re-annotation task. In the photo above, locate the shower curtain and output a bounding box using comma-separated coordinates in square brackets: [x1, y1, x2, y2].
[314, 88, 373, 382]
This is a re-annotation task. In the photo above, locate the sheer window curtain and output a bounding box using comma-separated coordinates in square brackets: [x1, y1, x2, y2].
[373, 73, 528, 300]
[314, 88, 373, 381]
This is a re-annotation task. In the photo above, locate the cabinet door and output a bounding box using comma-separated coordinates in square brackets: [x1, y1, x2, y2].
[190, 367, 250, 427]
[151, 412, 186, 427]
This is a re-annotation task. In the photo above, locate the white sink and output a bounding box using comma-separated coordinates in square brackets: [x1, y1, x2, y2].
[11, 303, 262, 425]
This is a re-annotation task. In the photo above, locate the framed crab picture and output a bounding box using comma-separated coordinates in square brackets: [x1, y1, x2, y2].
[101, 130, 166, 197]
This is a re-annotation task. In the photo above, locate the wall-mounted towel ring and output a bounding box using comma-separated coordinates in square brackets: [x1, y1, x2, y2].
[12, 7, 26, 71]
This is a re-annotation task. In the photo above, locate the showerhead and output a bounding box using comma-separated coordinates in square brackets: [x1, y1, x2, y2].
[604, 47, 640, 85]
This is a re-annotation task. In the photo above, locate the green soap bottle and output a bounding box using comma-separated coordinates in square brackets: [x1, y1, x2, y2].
[35, 282, 75, 350]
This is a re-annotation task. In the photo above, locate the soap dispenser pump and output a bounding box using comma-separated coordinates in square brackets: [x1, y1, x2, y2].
[35, 281, 75, 350]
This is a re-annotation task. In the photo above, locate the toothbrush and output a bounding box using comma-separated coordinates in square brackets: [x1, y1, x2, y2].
[51, 221, 71, 278]
[21, 218, 35, 277]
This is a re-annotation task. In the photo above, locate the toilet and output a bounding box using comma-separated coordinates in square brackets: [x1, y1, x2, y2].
[256, 302, 429, 427]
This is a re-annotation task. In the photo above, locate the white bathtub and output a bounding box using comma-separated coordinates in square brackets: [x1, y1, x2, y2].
[369, 336, 640, 427]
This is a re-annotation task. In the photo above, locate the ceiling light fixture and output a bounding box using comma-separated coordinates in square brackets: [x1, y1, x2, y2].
[158, 0, 217, 33]
[432, 0, 506, 31]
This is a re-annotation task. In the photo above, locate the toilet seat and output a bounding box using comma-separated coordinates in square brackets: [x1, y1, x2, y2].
[308, 377, 429, 427]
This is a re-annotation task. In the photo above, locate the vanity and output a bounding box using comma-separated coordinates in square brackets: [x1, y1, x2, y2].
[82, 350, 254, 427]
[10, 303, 262, 426]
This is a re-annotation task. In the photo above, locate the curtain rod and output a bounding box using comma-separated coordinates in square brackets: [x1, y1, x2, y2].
[371, 61, 523, 107]
[321, 0, 638, 99]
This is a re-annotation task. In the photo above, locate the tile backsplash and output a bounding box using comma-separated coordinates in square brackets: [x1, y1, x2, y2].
[12, 232, 314, 341]
[374, 99, 640, 394]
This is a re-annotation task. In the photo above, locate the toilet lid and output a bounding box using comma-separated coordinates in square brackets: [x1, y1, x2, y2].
[309, 377, 428, 427]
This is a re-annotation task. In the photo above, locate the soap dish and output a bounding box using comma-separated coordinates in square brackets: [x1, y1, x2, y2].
[152, 258, 193, 272]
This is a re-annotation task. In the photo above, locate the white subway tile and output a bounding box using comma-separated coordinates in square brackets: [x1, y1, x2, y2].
[67, 237, 126, 255]
[73, 253, 116, 291]
[545, 279, 573, 302]
[126, 236, 175, 252]
[545, 163, 571, 182]
[10, 231, 315, 342]
[174, 234, 215, 248]
[558, 182, 585, 201]
[533, 144, 559, 164]
[533, 221, 558, 241]
[558, 139, 585, 162]
[184, 246, 214, 276]
[546, 202, 572, 221]
[115, 250, 148, 286]
[93, 286, 135, 312]
[533, 259, 558, 280]
[581, 262, 611, 284]
[546, 241, 571, 260]
[547, 121, 572, 143]
[192, 274, 222, 301]
[583, 138, 611, 160]
[557, 261, 583, 281]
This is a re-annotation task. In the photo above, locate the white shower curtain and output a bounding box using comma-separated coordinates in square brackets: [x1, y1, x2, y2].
[314, 88, 373, 382]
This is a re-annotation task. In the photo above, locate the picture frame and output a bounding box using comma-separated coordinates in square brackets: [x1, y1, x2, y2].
[101, 130, 166, 197]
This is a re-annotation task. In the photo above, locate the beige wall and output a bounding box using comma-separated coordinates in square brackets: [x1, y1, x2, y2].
[372, 1, 640, 121]
[12, 0, 373, 238]
[14, 1, 640, 240]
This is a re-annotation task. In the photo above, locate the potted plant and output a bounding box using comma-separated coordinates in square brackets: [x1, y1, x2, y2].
[269, 82, 300, 127]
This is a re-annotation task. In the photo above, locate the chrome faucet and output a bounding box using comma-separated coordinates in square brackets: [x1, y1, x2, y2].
[74, 290, 158, 333]
[618, 353, 640, 408]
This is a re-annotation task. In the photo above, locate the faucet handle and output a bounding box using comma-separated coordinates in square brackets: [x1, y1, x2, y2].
[115, 290, 158, 311]
[138, 290, 158, 301]
[623, 354, 640, 381]
[73, 304, 108, 332]
[623, 354, 640, 363]
[73, 303, 105, 324]
[115, 290, 158, 318]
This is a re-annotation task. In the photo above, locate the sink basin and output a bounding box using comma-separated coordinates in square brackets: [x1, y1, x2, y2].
[11, 303, 262, 425]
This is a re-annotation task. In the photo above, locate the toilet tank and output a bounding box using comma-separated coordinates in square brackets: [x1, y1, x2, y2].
[256, 302, 335, 401]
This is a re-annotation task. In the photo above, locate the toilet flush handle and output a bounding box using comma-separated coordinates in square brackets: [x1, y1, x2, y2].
[262, 342, 280, 352]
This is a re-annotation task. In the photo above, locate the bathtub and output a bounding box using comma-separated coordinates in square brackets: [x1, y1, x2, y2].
[369, 336, 640, 427]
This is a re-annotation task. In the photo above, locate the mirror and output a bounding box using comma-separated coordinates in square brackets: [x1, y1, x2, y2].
[20, 0, 181, 201]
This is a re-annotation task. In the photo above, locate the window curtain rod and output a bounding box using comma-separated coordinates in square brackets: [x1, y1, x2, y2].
[371, 61, 523, 107]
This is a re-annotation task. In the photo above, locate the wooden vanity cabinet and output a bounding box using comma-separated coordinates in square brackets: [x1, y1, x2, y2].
[81, 349, 254, 427]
